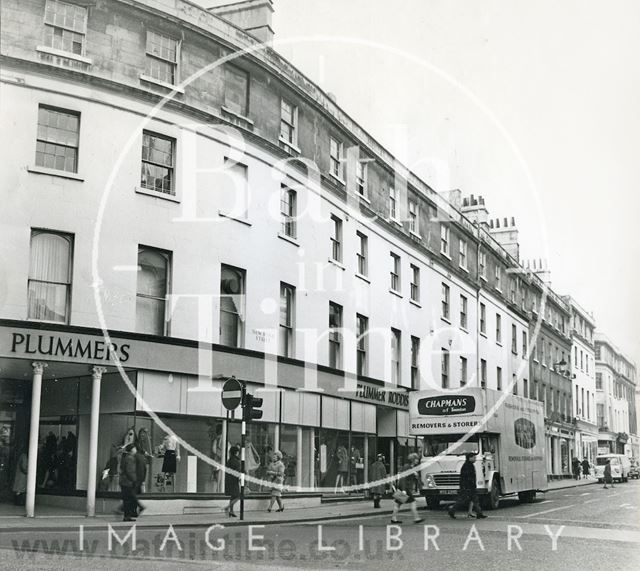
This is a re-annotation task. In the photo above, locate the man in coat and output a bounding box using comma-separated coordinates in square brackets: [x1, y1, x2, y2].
[603, 459, 614, 489]
[448, 452, 487, 519]
[119, 444, 138, 522]
[369, 454, 387, 508]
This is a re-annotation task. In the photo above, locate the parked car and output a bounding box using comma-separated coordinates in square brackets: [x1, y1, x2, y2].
[629, 459, 640, 480]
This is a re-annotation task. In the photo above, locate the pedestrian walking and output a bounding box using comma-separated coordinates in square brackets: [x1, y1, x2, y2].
[390, 452, 424, 524]
[134, 446, 147, 517]
[266, 450, 285, 512]
[224, 446, 241, 517]
[12, 448, 28, 506]
[369, 454, 387, 508]
[581, 458, 590, 479]
[448, 452, 487, 519]
[603, 459, 614, 489]
[572, 457, 581, 480]
[119, 444, 138, 522]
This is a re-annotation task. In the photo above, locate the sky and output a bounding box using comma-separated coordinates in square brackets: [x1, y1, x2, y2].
[200, 0, 640, 364]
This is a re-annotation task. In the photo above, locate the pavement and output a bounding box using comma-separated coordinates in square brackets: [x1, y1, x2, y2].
[0, 476, 598, 531]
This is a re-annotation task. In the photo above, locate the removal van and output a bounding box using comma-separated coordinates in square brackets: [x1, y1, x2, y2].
[409, 387, 546, 509]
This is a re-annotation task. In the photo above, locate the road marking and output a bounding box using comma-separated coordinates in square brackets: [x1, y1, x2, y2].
[538, 500, 553, 504]
[519, 505, 575, 518]
[579, 492, 591, 496]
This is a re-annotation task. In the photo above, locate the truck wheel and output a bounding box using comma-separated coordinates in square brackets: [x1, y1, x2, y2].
[487, 479, 500, 510]
[426, 498, 440, 510]
[481, 479, 501, 510]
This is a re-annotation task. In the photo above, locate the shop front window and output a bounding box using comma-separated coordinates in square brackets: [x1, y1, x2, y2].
[317, 429, 350, 492]
[227, 421, 275, 492]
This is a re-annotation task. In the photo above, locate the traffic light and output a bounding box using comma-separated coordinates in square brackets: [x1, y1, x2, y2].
[243, 392, 263, 421]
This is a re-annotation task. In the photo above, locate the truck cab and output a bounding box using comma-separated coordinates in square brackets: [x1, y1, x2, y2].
[420, 434, 503, 509]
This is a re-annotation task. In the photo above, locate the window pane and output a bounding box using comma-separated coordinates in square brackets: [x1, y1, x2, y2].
[137, 249, 168, 297]
[30, 232, 71, 283]
[135, 296, 165, 335]
[27, 281, 68, 322]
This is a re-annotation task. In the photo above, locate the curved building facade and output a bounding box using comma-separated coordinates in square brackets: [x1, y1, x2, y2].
[0, 0, 572, 513]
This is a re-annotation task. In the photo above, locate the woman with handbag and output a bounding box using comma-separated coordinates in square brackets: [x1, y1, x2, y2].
[266, 450, 285, 512]
[390, 452, 424, 524]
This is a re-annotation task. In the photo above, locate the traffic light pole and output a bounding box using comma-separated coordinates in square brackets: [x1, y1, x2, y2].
[240, 417, 246, 521]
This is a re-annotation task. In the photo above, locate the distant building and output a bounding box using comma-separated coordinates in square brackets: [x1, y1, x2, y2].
[564, 296, 598, 464]
[594, 334, 637, 456]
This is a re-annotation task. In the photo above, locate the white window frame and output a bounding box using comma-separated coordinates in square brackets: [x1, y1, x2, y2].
[356, 231, 368, 277]
[391, 328, 401, 385]
[460, 295, 468, 329]
[459, 239, 467, 269]
[42, 0, 88, 57]
[408, 199, 419, 234]
[410, 264, 420, 303]
[441, 283, 450, 320]
[389, 187, 398, 220]
[329, 301, 343, 369]
[356, 313, 369, 377]
[144, 30, 179, 86]
[356, 160, 367, 197]
[330, 215, 342, 263]
[390, 252, 401, 293]
[279, 282, 295, 358]
[280, 185, 297, 238]
[329, 137, 344, 180]
[440, 225, 450, 256]
[279, 98, 298, 146]
[28, 229, 74, 324]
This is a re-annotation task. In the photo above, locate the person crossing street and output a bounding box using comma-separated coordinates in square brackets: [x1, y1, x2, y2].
[448, 452, 487, 519]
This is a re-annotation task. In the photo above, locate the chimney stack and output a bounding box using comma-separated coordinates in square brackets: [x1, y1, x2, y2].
[489, 216, 520, 261]
[209, 0, 274, 44]
[461, 193, 490, 230]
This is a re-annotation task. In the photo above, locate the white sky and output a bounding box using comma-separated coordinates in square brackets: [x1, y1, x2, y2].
[200, 0, 640, 364]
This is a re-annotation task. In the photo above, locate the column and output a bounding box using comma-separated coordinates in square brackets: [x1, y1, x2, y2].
[363, 437, 369, 492]
[26, 362, 47, 518]
[86, 366, 106, 517]
[296, 426, 303, 490]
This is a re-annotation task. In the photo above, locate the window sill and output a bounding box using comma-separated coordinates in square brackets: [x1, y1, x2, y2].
[139, 74, 185, 94]
[389, 289, 403, 299]
[135, 186, 180, 203]
[460, 326, 469, 334]
[441, 317, 451, 325]
[36, 45, 92, 65]
[480, 275, 488, 282]
[278, 136, 301, 154]
[277, 232, 299, 246]
[409, 299, 422, 308]
[329, 172, 346, 186]
[355, 192, 371, 205]
[410, 231, 422, 240]
[480, 331, 487, 338]
[28, 165, 84, 181]
[497, 342, 503, 347]
[440, 251, 452, 260]
[218, 210, 252, 226]
[459, 265, 469, 273]
[355, 273, 370, 284]
[387, 218, 403, 228]
[328, 258, 345, 270]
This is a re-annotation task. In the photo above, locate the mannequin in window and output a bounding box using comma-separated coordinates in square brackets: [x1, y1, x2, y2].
[334, 445, 348, 493]
[161, 433, 180, 472]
